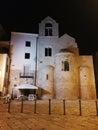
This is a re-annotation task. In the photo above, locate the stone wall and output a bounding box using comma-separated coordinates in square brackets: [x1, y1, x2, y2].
[54, 52, 80, 99]
[37, 65, 54, 99]
[79, 56, 96, 99]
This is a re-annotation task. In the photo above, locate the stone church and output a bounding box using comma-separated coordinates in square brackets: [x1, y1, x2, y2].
[9, 16, 96, 100]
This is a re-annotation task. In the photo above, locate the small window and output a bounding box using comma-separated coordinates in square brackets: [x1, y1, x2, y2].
[46, 74, 49, 80]
[25, 53, 30, 59]
[25, 41, 31, 47]
[45, 48, 48, 56]
[45, 23, 52, 36]
[62, 61, 69, 71]
[45, 48, 52, 56]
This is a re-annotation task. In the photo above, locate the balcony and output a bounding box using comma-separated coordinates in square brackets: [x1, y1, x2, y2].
[19, 73, 34, 78]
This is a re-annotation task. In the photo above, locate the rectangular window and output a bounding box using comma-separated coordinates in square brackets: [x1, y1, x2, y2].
[25, 53, 30, 59]
[45, 48, 52, 56]
[45, 48, 48, 56]
[25, 41, 31, 47]
[46, 74, 49, 80]
[49, 48, 52, 56]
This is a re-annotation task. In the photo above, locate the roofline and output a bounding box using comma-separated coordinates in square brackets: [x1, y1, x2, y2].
[11, 32, 38, 37]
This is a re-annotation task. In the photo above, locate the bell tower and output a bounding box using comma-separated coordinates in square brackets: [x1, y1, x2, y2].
[39, 16, 59, 37]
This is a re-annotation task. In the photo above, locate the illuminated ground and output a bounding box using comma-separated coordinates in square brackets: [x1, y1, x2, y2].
[0, 99, 98, 130]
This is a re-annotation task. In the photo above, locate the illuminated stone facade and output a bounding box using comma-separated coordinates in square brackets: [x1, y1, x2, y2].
[0, 41, 10, 96]
[9, 16, 96, 99]
[0, 54, 9, 95]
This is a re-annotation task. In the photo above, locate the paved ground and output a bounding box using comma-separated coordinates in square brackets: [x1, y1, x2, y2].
[0, 99, 98, 130]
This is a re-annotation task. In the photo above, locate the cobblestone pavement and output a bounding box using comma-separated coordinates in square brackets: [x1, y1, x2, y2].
[0, 99, 98, 130]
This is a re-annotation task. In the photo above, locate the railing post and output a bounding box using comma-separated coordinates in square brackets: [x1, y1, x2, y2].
[79, 99, 82, 116]
[34, 99, 37, 114]
[63, 99, 66, 115]
[21, 98, 24, 113]
[8, 99, 11, 113]
[49, 99, 51, 115]
[95, 100, 98, 116]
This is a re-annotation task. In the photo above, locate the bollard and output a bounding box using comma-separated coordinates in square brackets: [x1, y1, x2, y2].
[8, 99, 11, 113]
[79, 99, 82, 116]
[63, 99, 66, 115]
[34, 99, 37, 114]
[49, 99, 51, 115]
[21, 98, 24, 113]
[95, 100, 98, 116]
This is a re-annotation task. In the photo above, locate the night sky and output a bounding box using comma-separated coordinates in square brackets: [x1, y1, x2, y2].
[0, 0, 98, 54]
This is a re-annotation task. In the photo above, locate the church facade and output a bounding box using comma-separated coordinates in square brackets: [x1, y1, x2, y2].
[9, 16, 96, 99]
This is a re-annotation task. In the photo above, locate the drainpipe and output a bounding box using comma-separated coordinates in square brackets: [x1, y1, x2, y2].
[8, 35, 11, 96]
[34, 37, 38, 86]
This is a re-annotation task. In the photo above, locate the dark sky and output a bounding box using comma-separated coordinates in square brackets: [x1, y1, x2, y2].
[0, 0, 98, 54]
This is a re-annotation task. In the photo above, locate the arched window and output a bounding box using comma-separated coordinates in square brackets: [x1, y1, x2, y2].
[62, 61, 69, 71]
[45, 23, 52, 36]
